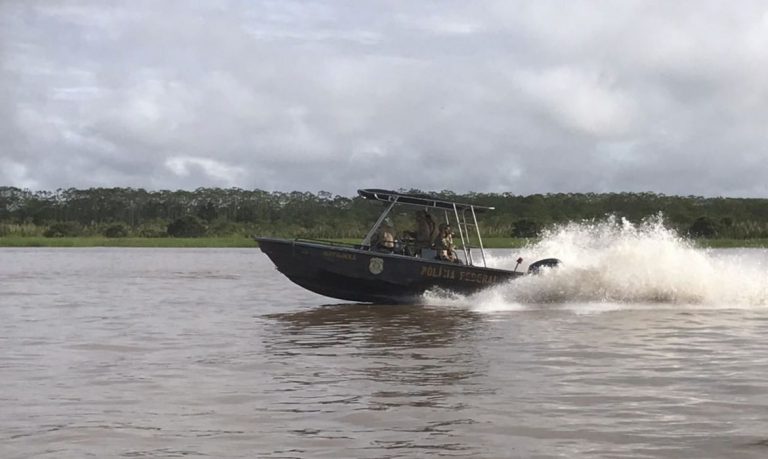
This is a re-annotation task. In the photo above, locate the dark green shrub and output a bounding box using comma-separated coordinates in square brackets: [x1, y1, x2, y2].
[43, 222, 81, 237]
[511, 219, 542, 238]
[689, 216, 719, 238]
[104, 224, 129, 238]
[167, 215, 206, 238]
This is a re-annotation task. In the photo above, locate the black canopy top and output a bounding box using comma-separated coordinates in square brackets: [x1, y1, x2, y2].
[357, 189, 495, 212]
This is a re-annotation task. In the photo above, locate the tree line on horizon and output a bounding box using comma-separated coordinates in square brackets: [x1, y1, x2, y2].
[1, 186, 767, 240]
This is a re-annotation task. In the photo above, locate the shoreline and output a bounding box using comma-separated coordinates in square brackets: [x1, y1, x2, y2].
[1, 236, 767, 249]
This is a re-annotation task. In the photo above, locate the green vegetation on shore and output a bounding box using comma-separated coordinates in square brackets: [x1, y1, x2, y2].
[2, 187, 768, 247]
[701, 239, 768, 248]
[2, 236, 767, 249]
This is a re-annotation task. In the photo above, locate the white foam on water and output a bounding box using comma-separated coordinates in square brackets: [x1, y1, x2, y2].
[423, 215, 768, 312]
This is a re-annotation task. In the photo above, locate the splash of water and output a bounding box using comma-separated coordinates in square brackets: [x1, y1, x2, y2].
[424, 215, 768, 310]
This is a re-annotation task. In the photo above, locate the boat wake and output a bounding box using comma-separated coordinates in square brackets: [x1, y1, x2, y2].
[423, 215, 768, 311]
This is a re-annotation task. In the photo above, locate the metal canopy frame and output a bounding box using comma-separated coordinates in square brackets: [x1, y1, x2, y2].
[358, 189, 491, 267]
[357, 189, 494, 212]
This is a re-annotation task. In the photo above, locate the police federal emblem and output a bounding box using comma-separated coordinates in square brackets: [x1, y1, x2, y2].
[368, 257, 384, 275]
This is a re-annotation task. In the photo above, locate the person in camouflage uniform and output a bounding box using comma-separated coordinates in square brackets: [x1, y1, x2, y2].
[415, 210, 436, 249]
[434, 223, 458, 262]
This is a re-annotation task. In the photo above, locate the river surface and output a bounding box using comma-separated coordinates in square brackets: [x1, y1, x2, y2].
[2, 247, 768, 458]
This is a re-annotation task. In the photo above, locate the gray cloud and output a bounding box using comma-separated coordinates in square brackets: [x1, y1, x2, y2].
[2, 0, 768, 196]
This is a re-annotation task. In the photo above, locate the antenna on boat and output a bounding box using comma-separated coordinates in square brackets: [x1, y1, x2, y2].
[513, 257, 523, 273]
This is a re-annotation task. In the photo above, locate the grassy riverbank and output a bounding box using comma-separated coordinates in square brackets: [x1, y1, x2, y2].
[2, 236, 768, 248]
[703, 239, 768, 248]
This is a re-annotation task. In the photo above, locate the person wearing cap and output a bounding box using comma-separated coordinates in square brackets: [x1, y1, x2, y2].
[434, 222, 457, 262]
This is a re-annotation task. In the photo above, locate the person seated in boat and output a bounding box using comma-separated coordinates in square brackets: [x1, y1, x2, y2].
[434, 223, 460, 263]
[371, 219, 396, 252]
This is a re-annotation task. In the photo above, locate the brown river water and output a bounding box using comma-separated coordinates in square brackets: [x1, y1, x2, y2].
[2, 245, 768, 458]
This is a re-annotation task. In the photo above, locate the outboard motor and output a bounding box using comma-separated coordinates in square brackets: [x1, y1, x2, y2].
[527, 258, 561, 274]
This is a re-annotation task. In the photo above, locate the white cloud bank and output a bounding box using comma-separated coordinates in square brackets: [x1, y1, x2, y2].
[1, 0, 768, 197]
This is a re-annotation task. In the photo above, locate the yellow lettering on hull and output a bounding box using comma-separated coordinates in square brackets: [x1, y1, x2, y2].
[419, 265, 456, 280]
[420, 265, 498, 285]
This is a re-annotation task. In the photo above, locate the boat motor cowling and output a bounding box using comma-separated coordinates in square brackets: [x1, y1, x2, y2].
[527, 258, 561, 274]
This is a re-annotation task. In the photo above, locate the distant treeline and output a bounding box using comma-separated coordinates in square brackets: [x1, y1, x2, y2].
[1, 187, 768, 239]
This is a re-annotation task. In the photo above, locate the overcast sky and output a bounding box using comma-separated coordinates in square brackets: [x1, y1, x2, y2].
[2, 1, 768, 197]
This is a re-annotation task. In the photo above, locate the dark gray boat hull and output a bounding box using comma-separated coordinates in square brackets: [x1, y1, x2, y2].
[256, 237, 523, 303]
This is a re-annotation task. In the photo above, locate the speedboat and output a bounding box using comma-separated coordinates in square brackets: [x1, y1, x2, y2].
[255, 189, 559, 303]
